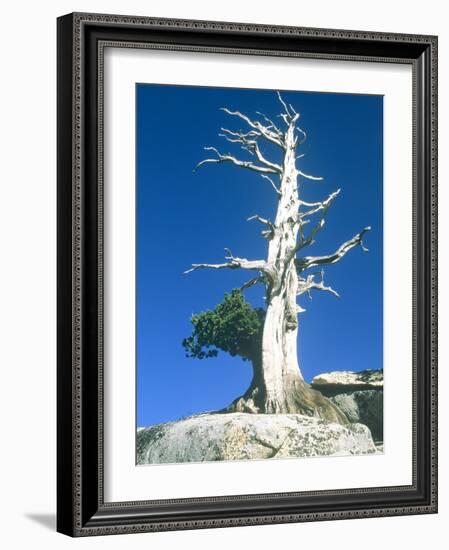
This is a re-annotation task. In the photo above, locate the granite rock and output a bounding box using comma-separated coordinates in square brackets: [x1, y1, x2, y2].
[137, 412, 377, 465]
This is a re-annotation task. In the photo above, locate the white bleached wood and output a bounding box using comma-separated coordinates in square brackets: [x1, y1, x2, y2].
[184, 252, 272, 277]
[259, 174, 282, 195]
[299, 189, 341, 218]
[297, 270, 340, 300]
[217, 127, 282, 173]
[292, 189, 342, 256]
[298, 226, 371, 271]
[220, 107, 285, 149]
[195, 146, 280, 175]
[276, 90, 293, 117]
[297, 169, 323, 181]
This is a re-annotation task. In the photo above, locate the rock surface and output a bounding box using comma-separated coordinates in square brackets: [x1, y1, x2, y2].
[311, 369, 383, 441]
[137, 412, 377, 465]
[311, 369, 383, 395]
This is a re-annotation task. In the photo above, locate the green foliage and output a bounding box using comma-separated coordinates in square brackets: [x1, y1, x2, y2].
[182, 290, 265, 362]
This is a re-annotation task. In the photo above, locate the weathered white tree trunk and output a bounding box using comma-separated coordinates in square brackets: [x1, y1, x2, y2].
[187, 93, 370, 423]
[260, 115, 304, 413]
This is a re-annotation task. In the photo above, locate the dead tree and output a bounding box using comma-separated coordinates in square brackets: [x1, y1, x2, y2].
[185, 93, 370, 422]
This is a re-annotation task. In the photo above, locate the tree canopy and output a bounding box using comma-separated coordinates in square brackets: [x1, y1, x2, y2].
[182, 290, 265, 363]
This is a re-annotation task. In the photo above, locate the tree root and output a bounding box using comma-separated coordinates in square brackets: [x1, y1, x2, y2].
[218, 380, 348, 425]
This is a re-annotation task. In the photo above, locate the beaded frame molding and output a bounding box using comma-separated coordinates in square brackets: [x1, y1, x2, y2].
[57, 12, 438, 537]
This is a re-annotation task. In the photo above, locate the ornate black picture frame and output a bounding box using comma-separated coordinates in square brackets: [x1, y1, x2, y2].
[57, 12, 438, 537]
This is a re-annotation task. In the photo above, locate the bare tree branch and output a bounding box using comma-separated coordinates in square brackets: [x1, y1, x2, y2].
[240, 275, 265, 291]
[247, 214, 275, 229]
[218, 131, 282, 174]
[297, 269, 339, 299]
[247, 214, 276, 239]
[255, 111, 282, 134]
[278, 113, 289, 126]
[296, 218, 326, 252]
[288, 190, 341, 258]
[299, 189, 341, 220]
[219, 127, 259, 141]
[296, 127, 307, 145]
[218, 133, 246, 146]
[277, 91, 293, 118]
[260, 174, 282, 195]
[297, 169, 323, 181]
[250, 141, 283, 173]
[184, 248, 273, 278]
[195, 147, 279, 175]
[220, 107, 284, 149]
[297, 226, 372, 272]
[218, 129, 259, 150]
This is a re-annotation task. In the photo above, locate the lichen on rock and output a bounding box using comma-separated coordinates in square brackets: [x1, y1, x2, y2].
[137, 412, 377, 465]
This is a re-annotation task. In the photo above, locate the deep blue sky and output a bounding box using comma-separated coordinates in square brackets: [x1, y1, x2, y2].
[136, 84, 383, 427]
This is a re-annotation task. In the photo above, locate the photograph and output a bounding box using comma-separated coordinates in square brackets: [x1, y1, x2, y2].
[135, 84, 384, 465]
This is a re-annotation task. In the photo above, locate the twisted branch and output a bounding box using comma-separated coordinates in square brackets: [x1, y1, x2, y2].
[195, 147, 279, 175]
[277, 91, 293, 117]
[299, 189, 341, 219]
[289, 189, 341, 258]
[220, 107, 284, 149]
[247, 214, 276, 239]
[184, 248, 274, 279]
[297, 270, 339, 307]
[296, 227, 371, 272]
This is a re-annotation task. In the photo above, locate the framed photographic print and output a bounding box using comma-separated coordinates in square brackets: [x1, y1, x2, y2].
[57, 12, 438, 536]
